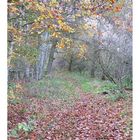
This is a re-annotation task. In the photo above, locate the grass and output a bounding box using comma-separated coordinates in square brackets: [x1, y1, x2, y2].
[25, 73, 80, 106]
[107, 92, 128, 102]
[93, 81, 118, 94]
[81, 82, 92, 92]
[22, 71, 131, 104]
[122, 77, 132, 89]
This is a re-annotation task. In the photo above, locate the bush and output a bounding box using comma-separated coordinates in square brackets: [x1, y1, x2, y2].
[107, 92, 128, 102]
[94, 81, 118, 94]
[123, 76, 132, 89]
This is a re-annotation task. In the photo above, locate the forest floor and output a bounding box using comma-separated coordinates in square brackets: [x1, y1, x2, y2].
[8, 71, 132, 140]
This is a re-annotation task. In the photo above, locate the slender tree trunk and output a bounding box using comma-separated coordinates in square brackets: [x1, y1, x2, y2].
[36, 44, 48, 80]
[8, 41, 14, 67]
[101, 74, 106, 80]
[91, 61, 96, 78]
[68, 55, 73, 72]
[47, 44, 56, 74]
[16, 71, 19, 81]
[25, 66, 30, 81]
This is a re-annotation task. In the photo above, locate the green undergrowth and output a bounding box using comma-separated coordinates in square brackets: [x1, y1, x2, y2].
[8, 82, 23, 104]
[8, 71, 132, 139]
[122, 76, 132, 89]
[25, 72, 130, 103]
[107, 93, 128, 102]
[8, 115, 36, 138]
[93, 81, 119, 94]
[25, 73, 80, 105]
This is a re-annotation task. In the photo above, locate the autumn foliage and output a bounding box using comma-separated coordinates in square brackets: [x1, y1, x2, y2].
[8, 0, 132, 139]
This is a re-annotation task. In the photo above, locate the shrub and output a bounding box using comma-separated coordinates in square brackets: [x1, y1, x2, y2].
[107, 92, 128, 102]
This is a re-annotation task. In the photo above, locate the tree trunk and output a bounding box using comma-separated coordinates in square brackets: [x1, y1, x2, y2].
[101, 74, 106, 80]
[25, 65, 30, 81]
[91, 68, 95, 78]
[68, 55, 73, 72]
[36, 44, 48, 80]
[47, 45, 55, 74]
[36, 32, 52, 80]
[16, 71, 19, 81]
[8, 41, 14, 67]
[91, 62, 96, 78]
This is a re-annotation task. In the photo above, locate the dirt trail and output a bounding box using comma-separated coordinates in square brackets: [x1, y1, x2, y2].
[8, 73, 132, 140]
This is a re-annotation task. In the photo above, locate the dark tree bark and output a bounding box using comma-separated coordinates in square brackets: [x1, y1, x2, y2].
[91, 62, 96, 78]
[68, 55, 73, 72]
[46, 45, 56, 74]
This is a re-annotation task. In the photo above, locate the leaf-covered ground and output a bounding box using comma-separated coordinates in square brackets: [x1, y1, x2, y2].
[8, 72, 132, 140]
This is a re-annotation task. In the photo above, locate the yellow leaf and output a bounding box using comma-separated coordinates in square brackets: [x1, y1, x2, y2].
[51, 32, 60, 38]
[58, 20, 63, 24]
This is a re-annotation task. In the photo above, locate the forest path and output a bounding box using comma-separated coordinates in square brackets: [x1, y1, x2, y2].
[8, 72, 132, 140]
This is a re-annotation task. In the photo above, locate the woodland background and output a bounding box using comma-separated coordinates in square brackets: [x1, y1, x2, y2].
[7, 0, 132, 139]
